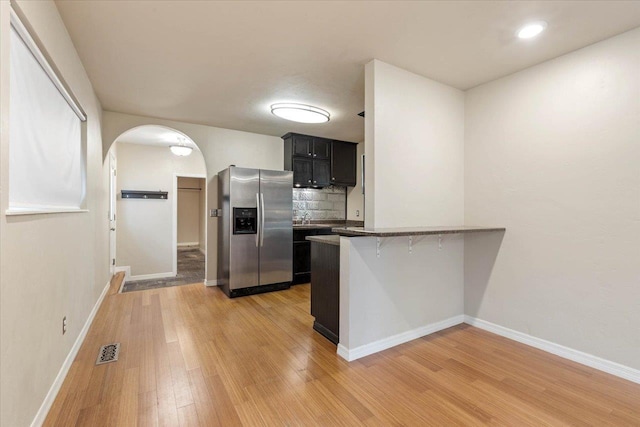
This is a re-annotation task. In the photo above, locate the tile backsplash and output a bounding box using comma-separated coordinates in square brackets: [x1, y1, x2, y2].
[293, 187, 346, 221]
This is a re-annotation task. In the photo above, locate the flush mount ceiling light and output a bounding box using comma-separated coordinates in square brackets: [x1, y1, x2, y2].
[517, 21, 547, 39]
[271, 103, 330, 124]
[170, 137, 193, 156]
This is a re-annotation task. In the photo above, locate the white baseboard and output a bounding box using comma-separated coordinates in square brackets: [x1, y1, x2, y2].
[177, 242, 199, 247]
[464, 316, 640, 385]
[204, 279, 218, 287]
[114, 265, 130, 278]
[337, 315, 465, 362]
[31, 280, 111, 427]
[129, 271, 175, 281]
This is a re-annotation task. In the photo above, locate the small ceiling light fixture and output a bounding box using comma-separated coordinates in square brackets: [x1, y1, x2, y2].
[517, 21, 547, 39]
[170, 137, 193, 156]
[271, 103, 330, 124]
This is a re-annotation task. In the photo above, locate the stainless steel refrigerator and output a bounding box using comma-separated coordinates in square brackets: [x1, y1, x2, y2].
[217, 166, 293, 297]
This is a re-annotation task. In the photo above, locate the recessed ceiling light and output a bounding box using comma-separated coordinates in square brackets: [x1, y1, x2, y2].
[517, 21, 547, 39]
[271, 103, 330, 124]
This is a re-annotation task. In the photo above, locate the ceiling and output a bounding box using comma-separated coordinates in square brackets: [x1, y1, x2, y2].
[116, 125, 199, 150]
[55, 1, 640, 142]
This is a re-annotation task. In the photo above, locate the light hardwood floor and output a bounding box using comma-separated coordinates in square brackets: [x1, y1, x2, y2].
[45, 275, 640, 426]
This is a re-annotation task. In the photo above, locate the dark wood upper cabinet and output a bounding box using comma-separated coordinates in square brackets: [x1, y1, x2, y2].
[331, 141, 357, 186]
[292, 157, 313, 187]
[312, 138, 331, 160]
[292, 134, 313, 157]
[283, 132, 357, 188]
[312, 160, 331, 187]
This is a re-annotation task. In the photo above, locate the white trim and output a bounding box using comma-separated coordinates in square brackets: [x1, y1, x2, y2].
[337, 315, 465, 362]
[177, 242, 199, 247]
[113, 267, 129, 293]
[129, 271, 175, 281]
[30, 280, 110, 427]
[204, 279, 218, 287]
[6, 208, 88, 216]
[464, 316, 640, 385]
[10, 9, 86, 121]
[114, 265, 130, 278]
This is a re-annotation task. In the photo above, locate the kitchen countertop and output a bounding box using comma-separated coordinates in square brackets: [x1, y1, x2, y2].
[293, 223, 342, 230]
[305, 235, 341, 246]
[293, 220, 363, 230]
[331, 225, 505, 237]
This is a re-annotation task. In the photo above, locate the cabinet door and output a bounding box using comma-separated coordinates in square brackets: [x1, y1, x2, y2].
[293, 241, 311, 274]
[331, 141, 357, 186]
[312, 159, 331, 187]
[292, 158, 313, 187]
[293, 135, 313, 157]
[312, 138, 331, 160]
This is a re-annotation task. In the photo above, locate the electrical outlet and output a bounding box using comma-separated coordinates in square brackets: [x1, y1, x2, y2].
[356, 210, 360, 217]
[62, 316, 67, 335]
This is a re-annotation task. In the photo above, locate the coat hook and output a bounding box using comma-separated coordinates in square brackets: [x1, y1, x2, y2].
[376, 237, 381, 258]
[438, 234, 443, 251]
[408, 236, 413, 254]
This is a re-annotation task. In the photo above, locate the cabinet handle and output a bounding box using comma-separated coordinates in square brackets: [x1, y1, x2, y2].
[313, 153, 317, 157]
[332, 177, 335, 180]
[313, 180, 317, 184]
[308, 180, 312, 183]
[308, 152, 312, 156]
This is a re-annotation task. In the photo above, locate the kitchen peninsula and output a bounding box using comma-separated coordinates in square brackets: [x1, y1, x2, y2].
[323, 225, 505, 361]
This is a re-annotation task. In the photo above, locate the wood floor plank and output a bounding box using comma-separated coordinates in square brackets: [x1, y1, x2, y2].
[44, 279, 640, 426]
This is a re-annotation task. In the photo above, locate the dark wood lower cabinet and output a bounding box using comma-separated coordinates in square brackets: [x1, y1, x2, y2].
[293, 228, 333, 285]
[310, 241, 340, 344]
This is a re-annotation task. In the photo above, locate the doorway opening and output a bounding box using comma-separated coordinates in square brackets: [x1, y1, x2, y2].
[174, 175, 207, 285]
[105, 125, 208, 292]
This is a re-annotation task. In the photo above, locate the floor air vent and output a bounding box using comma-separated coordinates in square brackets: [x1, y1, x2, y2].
[96, 343, 120, 365]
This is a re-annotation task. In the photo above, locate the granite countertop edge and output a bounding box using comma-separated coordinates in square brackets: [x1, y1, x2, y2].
[330, 226, 506, 237]
[293, 220, 364, 230]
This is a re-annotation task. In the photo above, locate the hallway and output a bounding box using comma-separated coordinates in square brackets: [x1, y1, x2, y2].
[122, 247, 205, 293]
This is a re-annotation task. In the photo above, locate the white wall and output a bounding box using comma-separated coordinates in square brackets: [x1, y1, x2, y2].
[346, 141, 364, 221]
[464, 28, 640, 370]
[340, 234, 464, 360]
[115, 143, 205, 277]
[338, 60, 466, 361]
[0, 1, 109, 426]
[177, 177, 204, 246]
[102, 111, 284, 283]
[364, 59, 465, 229]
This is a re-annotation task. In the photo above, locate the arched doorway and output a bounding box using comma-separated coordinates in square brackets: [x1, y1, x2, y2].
[105, 125, 208, 292]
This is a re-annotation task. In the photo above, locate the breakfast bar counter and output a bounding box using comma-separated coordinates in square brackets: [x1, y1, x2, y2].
[331, 225, 506, 237]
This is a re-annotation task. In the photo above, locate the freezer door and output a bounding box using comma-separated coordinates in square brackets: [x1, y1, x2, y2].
[229, 167, 260, 290]
[259, 170, 293, 285]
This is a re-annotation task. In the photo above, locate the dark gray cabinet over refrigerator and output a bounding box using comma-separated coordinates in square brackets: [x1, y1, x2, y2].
[217, 166, 293, 297]
[283, 133, 357, 188]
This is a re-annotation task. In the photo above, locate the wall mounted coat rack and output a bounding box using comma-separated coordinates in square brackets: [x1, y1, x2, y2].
[121, 190, 168, 200]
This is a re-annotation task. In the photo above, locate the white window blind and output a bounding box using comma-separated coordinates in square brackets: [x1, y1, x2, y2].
[8, 11, 87, 214]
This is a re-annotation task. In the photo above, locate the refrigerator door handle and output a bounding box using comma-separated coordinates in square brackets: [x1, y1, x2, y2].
[260, 193, 265, 247]
[255, 193, 260, 247]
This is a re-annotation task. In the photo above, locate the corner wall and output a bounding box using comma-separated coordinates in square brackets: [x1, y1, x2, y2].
[115, 143, 206, 277]
[464, 28, 640, 370]
[364, 59, 465, 229]
[338, 60, 466, 360]
[0, 1, 109, 426]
